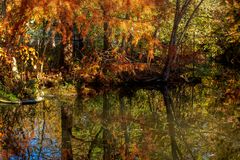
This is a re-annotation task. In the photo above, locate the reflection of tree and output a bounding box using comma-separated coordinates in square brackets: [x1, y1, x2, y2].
[0, 102, 61, 159]
[171, 85, 197, 159]
[61, 102, 73, 160]
[161, 86, 182, 160]
[0, 105, 33, 159]
[148, 90, 161, 124]
[37, 102, 46, 159]
[72, 93, 117, 159]
[119, 94, 130, 159]
[87, 128, 102, 159]
[71, 94, 101, 159]
[70, 85, 240, 159]
[102, 93, 115, 160]
[164, 83, 240, 159]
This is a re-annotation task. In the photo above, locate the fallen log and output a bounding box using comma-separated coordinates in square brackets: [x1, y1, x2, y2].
[0, 96, 44, 105]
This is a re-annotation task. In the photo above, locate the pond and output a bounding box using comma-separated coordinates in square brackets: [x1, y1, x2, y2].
[0, 72, 240, 159]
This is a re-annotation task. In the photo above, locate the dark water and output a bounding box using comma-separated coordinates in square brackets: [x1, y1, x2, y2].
[1, 81, 240, 159]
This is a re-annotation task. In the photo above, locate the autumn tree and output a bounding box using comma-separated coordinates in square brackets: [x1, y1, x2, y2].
[0, 0, 85, 97]
[224, 0, 240, 43]
[0, 0, 228, 98]
[161, 0, 205, 80]
[213, 0, 240, 68]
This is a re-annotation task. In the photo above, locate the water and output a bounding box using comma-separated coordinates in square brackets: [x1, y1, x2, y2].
[0, 79, 240, 159]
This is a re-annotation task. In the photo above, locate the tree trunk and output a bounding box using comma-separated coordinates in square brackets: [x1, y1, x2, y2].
[162, 0, 204, 81]
[103, 21, 110, 51]
[1, 0, 7, 17]
[162, 0, 181, 81]
[73, 24, 84, 60]
[63, 42, 73, 71]
[11, 57, 21, 80]
[103, 10, 110, 51]
[61, 105, 73, 160]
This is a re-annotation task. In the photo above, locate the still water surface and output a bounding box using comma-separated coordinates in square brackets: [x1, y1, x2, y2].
[0, 82, 240, 159]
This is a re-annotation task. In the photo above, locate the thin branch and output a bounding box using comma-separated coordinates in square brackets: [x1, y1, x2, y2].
[87, 128, 103, 159]
[176, 0, 180, 15]
[180, 0, 192, 16]
[178, 0, 205, 44]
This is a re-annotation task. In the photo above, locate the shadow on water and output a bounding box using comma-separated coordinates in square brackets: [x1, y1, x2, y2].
[1, 82, 240, 159]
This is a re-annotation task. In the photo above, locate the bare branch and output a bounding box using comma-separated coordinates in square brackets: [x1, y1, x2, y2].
[178, 0, 205, 44]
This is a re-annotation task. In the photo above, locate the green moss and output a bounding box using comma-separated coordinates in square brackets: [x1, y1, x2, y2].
[0, 89, 19, 101]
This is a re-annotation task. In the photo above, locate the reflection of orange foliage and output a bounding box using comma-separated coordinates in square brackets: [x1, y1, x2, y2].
[1, 149, 9, 160]
[0, 128, 35, 158]
[62, 148, 73, 160]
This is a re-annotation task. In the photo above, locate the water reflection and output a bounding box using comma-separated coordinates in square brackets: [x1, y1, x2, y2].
[61, 101, 73, 160]
[0, 102, 61, 159]
[1, 84, 240, 159]
[161, 86, 179, 160]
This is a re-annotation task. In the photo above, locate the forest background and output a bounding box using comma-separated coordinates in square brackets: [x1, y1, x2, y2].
[0, 0, 239, 99]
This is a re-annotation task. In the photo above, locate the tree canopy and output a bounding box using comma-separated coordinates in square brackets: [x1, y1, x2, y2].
[0, 0, 239, 97]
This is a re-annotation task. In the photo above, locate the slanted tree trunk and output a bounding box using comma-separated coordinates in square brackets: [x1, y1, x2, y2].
[162, 0, 184, 81]
[162, 0, 204, 81]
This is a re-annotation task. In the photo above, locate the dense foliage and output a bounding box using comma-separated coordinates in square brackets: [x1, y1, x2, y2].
[1, 0, 239, 98]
